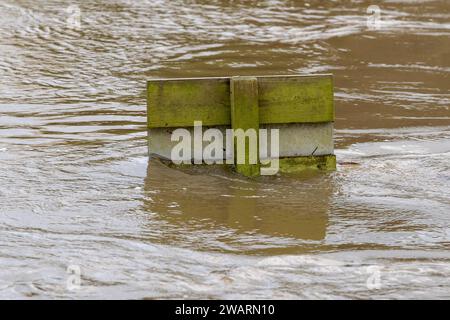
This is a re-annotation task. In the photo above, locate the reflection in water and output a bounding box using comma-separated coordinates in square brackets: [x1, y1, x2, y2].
[143, 159, 330, 245]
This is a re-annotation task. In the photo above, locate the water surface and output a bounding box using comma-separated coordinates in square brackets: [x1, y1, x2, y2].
[0, 0, 449, 299]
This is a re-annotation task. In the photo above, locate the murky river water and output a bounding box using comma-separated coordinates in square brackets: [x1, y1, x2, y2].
[0, 0, 449, 299]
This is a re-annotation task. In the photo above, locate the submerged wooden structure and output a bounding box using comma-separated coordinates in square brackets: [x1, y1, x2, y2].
[147, 75, 336, 177]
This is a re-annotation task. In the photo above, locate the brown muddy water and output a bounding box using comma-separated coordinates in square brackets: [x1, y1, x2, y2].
[0, 0, 449, 299]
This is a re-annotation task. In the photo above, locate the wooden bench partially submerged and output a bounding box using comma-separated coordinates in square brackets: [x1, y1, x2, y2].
[147, 75, 336, 177]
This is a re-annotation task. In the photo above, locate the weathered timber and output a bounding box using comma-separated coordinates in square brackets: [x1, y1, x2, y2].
[147, 75, 334, 128]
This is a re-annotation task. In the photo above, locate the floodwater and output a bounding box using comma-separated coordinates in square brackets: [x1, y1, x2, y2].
[0, 0, 449, 299]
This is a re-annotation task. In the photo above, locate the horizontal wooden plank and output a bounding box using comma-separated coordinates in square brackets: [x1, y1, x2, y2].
[258, 75, 334, 124]
[152, 153, 336, 172]
[147, 75, 333, 128]
[148, 122, 334, 160]
[147, 78, 230, 128]
[276, 155, 336, 172]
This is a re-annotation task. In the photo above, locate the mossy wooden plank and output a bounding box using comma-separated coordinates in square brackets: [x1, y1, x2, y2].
[147, 75, 334, 128]
[230, 76, 260, 177]
[277, 155, 336, 173]
[147, 78, 230, 128]
[154, 154, 336, 173]
[258, 75, 334, 124]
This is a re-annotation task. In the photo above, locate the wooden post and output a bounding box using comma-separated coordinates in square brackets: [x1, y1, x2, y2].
[147, 75, 336, 175]
[230, 76, 260, 177]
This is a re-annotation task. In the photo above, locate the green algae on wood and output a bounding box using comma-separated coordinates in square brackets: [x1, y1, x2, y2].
[146, 75, 336, 177]
[275, 155, 336, 173]
[153, 154, 336, 174]
[230, 76, 260, 177]
[258, 75, 334, 124]
[147, 75, 334, 128]
[147, 77, 230, 128]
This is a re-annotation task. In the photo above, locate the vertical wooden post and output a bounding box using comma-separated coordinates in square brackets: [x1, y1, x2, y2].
[230, 76, 260, 177]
